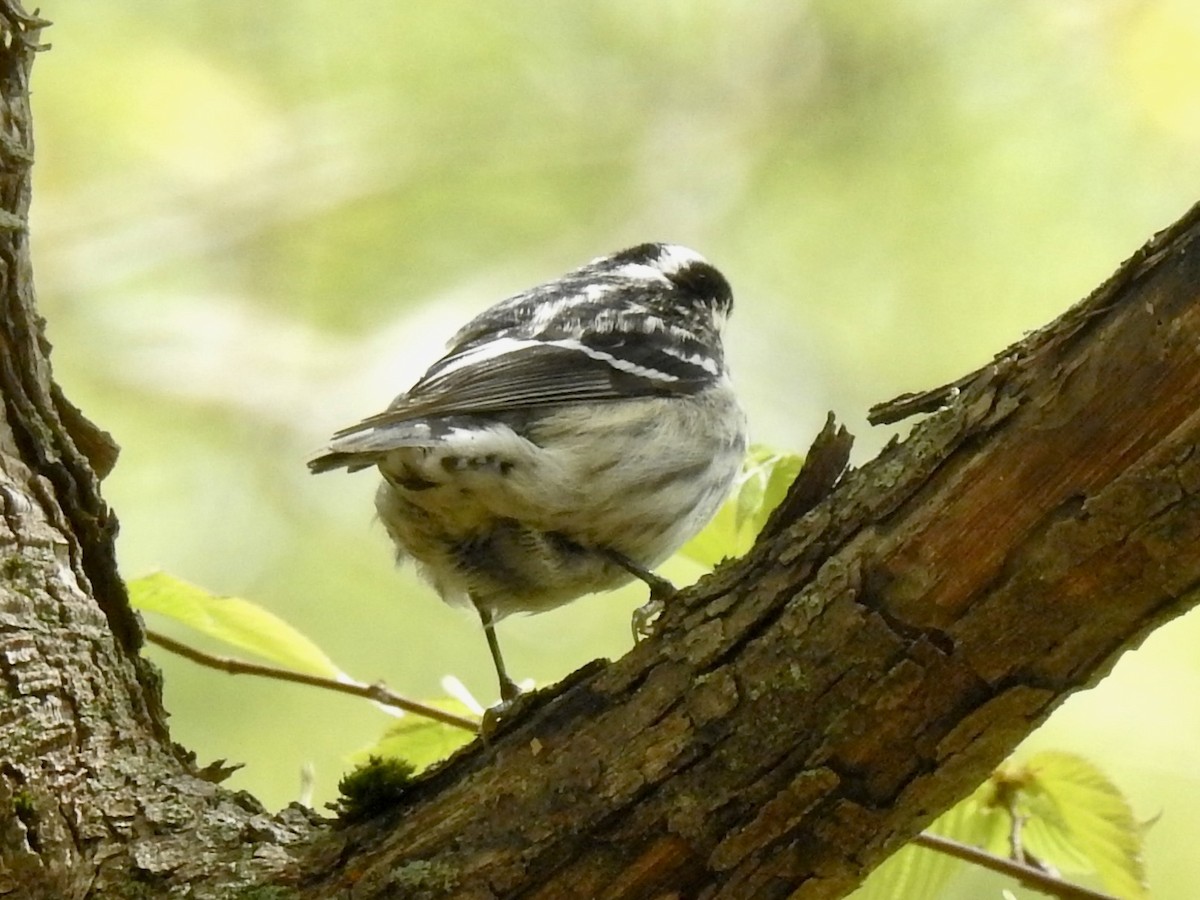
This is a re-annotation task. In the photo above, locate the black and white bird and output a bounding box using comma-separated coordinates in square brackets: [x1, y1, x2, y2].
[310, 243, 747, 702]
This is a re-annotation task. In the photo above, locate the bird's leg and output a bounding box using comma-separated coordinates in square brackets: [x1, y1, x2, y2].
[472, 599, 521, 704]
[603, 549, 677, 641]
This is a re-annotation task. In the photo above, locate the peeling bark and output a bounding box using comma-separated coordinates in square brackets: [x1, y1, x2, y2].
[2, 5, 1199, 898]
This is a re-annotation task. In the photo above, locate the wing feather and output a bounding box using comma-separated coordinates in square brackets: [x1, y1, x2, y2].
[332, 337, 713, 438]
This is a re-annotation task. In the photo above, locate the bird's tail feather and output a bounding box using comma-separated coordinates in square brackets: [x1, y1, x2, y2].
[308, 422, 439, 473]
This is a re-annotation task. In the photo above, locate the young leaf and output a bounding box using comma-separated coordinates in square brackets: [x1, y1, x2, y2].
[853, 750, 1149, 900]
[851, 772, 1010, 899]
[354, 701, 477, 771]
[129, 571, 342, 678]
[680, 445, 805, 568]
[990, 751, 1149, 899]
[850, 843, 957, 900]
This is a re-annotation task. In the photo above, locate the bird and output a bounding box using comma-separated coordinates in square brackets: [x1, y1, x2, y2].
[309, 242, 747, 703]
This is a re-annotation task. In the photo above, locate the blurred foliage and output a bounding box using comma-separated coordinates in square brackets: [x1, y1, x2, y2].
[355, 708, 477, 776]
[855, 752, 1149, 899]
[682, 445, 805, 566]
[28, 2, 1200, 897]
[130, 572, 342, 676]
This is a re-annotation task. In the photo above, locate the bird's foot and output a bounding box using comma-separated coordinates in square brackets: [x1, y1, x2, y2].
[631, 579, 677, 641]
[479, 679, 525, 740]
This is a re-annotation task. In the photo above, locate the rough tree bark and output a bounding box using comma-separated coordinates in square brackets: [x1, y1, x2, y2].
[2, 6, 1199, 899]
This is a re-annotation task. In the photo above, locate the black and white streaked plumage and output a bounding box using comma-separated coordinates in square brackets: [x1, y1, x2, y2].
[310, 243, 747, 702]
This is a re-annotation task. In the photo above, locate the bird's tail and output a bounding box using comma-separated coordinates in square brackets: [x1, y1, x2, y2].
[308, 421, 438, 474]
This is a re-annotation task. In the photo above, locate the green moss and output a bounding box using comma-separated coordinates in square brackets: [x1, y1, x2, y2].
[101, 868, 171, 900]
[787, 662, 810, 690]
[0, 554, 38, 588]
[230, 888, 300, 900]
[332, 755, 417, 823]
[390, 859, 459, 893]
[98, 877, 298, 900]
[12, 790, 36, 820]
[107, 884, 160, 900]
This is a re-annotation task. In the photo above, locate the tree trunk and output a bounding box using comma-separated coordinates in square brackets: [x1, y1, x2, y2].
[0, 8, 314, 898]
[3, 6, 1200, 898]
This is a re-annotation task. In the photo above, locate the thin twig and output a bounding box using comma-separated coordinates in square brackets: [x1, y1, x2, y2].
[913, 831, 1120, 900]
[144, 628, 480, 733]
[1007, 793, 1029, 865]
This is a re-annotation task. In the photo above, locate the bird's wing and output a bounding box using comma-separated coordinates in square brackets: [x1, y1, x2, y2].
[332, 333, 719, 438]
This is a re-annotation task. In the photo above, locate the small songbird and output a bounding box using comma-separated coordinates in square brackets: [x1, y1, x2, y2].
[309, 243, 747, 702]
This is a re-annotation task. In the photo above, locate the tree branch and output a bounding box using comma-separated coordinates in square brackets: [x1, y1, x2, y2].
[2, 4, 1199, 894]
[144, 628, 480, 733]
[912, 832, 1118, 900]
[300, 200, 1200, 899]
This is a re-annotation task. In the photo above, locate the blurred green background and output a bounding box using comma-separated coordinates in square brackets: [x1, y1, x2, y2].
[29, 1, 1200, 896]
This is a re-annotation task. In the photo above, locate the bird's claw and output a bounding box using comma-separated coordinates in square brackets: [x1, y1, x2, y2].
[631, 579, 676, 641]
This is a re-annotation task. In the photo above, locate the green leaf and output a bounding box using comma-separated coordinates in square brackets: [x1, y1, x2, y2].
[130, 571, 342, 678]
[854, 750, 1149, 900]
[851, 773, 1010, 900]
[679, 445, 805, 568]
[851, 843, 958, 900]
[992, 751, 1149, 899]
[354, 701, 477, 771]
